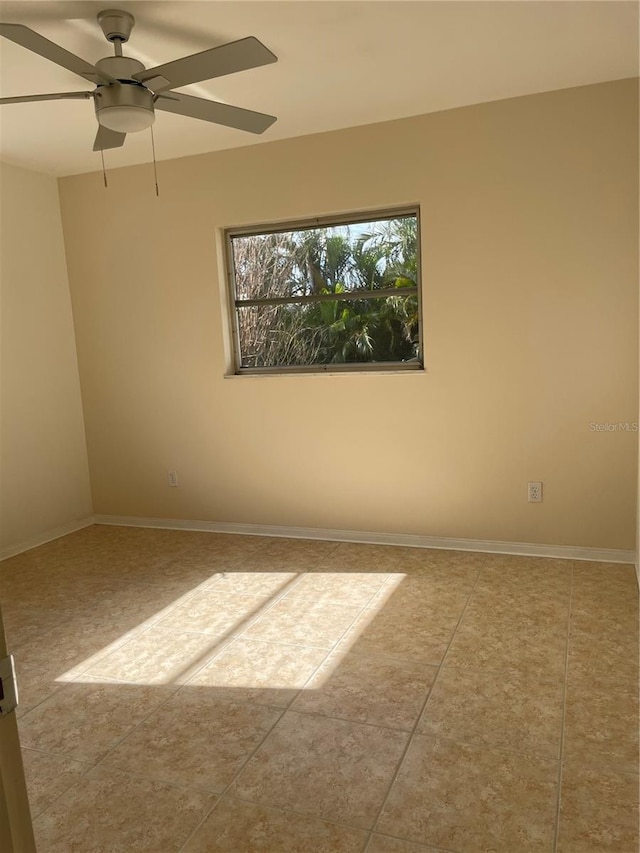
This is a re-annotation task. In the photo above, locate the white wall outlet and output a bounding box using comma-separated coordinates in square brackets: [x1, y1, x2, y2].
[528, 481, 542, 503]
[167, 470, 178, 487]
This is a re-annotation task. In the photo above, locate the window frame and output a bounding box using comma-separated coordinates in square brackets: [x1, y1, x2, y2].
[224, 205, 424, 375]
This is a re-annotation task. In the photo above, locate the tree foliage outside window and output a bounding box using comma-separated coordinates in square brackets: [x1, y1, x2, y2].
[226, 209, 422, 372]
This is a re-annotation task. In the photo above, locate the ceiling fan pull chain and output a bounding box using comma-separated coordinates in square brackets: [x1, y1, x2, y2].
[150, 124, 159, 197]
[100, 148, 108, 188]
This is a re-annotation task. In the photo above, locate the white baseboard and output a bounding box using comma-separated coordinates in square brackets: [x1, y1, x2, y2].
[93, 514, 636, 565]
[0, 516, 95, 562]
[2, 513, 633, 566]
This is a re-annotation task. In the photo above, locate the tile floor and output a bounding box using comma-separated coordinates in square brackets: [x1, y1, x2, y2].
[0, 524, 638, 852]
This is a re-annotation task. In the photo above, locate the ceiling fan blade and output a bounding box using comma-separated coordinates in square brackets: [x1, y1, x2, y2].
[93, 125, 126, 152]
[0, 23, 114, 84]
[134, 36, 277, 93]
[0, 91, 93, 105]
[155, 91, 276, 134]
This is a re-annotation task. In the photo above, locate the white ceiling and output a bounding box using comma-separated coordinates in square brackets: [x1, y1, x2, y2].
[0, 1, 637, 176]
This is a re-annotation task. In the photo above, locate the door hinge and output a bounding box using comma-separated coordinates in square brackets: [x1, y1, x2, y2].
[0, 655, 18, 716]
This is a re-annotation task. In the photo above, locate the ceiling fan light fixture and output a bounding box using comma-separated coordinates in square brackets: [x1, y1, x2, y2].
[94, 78, 155, 133]
[98, 104, 154, 132]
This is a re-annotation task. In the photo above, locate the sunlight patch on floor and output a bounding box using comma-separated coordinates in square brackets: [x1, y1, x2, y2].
[55, 572, 407, 688]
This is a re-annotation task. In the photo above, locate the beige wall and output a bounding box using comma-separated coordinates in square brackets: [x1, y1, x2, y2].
[0, 162, 93, 551]
[59, 79, 638, 550]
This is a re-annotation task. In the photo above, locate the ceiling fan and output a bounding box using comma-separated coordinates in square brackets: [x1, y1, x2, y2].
[0, 9, 278, 152]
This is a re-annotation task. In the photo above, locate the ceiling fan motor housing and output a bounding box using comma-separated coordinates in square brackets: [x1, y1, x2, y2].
[95, 55, 145, 80]
[94, 54, 154, 133]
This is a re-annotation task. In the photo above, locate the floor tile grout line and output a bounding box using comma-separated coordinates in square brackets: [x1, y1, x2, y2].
[222, 566, 400, 712]
[176, 577, 339, 714]
[54, 754, 254, 799]
[21, 741, 98, 823]
[87, 576, 310, 771]
[552, 561, 574, 853]
[16, 562, 382, 727]
[30, 760, 227, 835]
[363, 557, 488, 851]
[75, 559, 348, 805]
[44, 579, 229, 685]
[23, 686, 566, 769]
[278, 696, 564, 764]
[12, 565, 577, 727]
[22, 684, 571, 763]
[20, 744, 96, 766]
[175, 557, 454, 852]
[366, 827, 463, 853]
[166, 568, 339, 691]
[180, 791, 377, 848]
[82, 571, 307, 686]
[190, 789, 469, 853]
[62, 620, 175, 682]
[15, 684, 66, 721]
[285, 568, 431, 703]
[174, 705, 290, 852]
[26, 752, 97, 824]
[14, 537, 337, 620]
[273, 705, 565, 760]
[70, 684, 183, 775]
[227, 564, 398, 712]
[31, 741, 501, 853]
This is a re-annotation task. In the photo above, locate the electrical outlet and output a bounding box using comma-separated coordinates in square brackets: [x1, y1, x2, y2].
[167, 470, 178, 487]
[528, 481, 542, 503]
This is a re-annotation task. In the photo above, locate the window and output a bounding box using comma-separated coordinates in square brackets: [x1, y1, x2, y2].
[225, 207, 422, 374]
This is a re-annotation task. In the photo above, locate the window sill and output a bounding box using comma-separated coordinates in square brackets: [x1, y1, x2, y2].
[224, 365, 426, 379]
